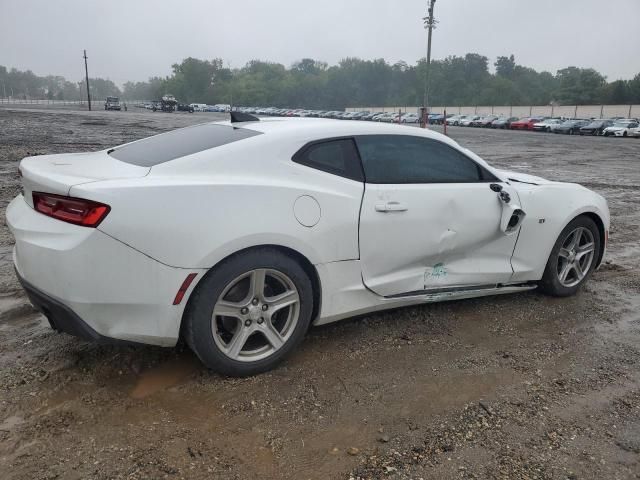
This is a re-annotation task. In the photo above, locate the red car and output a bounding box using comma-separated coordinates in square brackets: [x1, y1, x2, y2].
[510, 117, 545, 130]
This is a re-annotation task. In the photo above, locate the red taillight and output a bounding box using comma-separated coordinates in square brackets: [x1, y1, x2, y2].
[32, 192, 110, 228]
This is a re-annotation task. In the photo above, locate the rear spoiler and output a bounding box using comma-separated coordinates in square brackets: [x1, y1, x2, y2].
[230, 111, 260, 123]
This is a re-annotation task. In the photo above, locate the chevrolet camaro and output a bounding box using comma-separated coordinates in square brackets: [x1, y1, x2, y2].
[7, 114, 609, 376]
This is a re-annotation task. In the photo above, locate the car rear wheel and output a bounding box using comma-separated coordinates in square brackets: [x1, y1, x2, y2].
[183, 248, 313, 376]
[538, 216, 600, 297]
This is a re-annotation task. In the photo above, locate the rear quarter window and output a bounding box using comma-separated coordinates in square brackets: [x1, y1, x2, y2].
[292, 138, 364, 181]
[108, 123, 262, 166]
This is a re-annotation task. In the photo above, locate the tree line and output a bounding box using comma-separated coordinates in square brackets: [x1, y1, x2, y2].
[2, 54, 640, 109]
[0, 65, 120, 101]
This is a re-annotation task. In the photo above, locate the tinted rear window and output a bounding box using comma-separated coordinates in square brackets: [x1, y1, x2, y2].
[292, 138, 363, 181]
[108, 123, 262, 166]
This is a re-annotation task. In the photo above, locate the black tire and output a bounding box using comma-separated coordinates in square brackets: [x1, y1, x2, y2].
[182, 248, 314, 376]
[538, 216, 601, 297]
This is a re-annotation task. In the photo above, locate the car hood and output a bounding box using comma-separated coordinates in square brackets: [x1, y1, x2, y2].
[604, 126, 625, 131]
[497, 169, 556, 186]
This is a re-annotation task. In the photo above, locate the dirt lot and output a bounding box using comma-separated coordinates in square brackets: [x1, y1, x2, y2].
[0, 106, 639, 480]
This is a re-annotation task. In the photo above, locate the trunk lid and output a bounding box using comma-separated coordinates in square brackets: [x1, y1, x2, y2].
[19, 151, 149, 207]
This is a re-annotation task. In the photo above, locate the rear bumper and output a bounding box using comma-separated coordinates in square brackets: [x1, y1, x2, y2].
[18, 272, 141, 345]
[6, 195, 204, 346]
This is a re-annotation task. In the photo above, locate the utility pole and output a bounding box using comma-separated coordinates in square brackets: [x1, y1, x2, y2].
[422, 0, 437, 128]
[227, 61, 233, 112]
[83, 50, 92, 111]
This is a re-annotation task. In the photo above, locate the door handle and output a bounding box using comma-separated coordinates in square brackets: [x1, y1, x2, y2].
[375, 202, 408, 212]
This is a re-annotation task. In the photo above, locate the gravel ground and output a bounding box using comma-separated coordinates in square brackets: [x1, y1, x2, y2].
[0, 106, 639, 480]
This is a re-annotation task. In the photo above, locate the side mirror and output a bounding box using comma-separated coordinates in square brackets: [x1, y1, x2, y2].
[500, 203, 526, 235]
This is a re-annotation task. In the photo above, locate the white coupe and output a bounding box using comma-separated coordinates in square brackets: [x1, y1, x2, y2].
[603, 119, 639, 137]
[7, 114, 609, 376]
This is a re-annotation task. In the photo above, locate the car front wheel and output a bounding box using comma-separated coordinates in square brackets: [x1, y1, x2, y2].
[183, 248, 313, 376]
[538, 216, 600, 297]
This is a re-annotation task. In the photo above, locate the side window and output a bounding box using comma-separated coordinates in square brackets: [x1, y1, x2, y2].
[292, 138, 363, 181]
[355, 135, 496, 184]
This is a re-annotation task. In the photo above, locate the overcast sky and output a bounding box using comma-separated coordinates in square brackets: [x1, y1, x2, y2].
[2, 0, 639, 85]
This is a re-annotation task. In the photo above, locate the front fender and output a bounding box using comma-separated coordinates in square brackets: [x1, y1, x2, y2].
[509, 183, 609, 282]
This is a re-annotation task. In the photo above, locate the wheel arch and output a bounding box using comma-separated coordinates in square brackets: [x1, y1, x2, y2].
[180, 244, 322, 335]
[551, 211, 606, 270]
[580, 211, 606, 268]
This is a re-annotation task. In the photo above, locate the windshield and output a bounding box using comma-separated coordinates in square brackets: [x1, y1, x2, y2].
[613, 122, 631, 128]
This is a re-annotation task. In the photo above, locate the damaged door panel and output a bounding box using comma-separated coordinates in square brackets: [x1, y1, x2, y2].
[359, 183, 521, 296]
[355, 134, 523, 298]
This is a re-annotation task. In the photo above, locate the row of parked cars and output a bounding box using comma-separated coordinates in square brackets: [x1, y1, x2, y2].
[230, 107, 640, 138]
[239, 107, 639, 136]
[137, 102, 231, 113]
[237, 107, 448, 124]
[445, 114, 640, 137]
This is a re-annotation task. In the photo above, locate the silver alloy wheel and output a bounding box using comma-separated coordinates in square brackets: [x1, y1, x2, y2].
[211, 269, 300, 362]
[556, 227, 596, 288]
